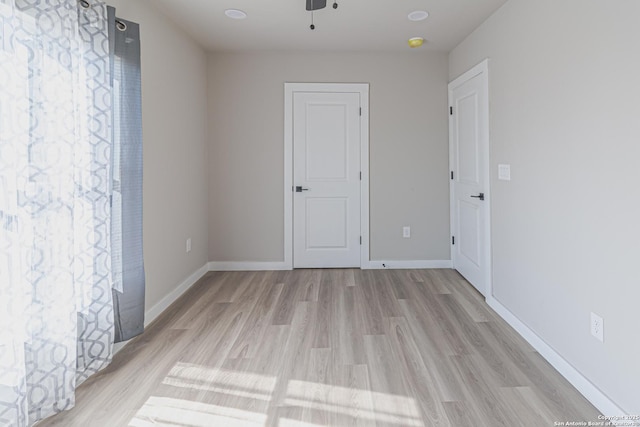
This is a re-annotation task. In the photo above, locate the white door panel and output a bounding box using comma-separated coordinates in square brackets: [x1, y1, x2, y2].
[293, 92, 361, 268]
[306, 198, 348, 249]
[305, 104, 349, 181]
[458, 199, 481, 267]
[449, 61, 491, 296]
[457, 93, 480, 185]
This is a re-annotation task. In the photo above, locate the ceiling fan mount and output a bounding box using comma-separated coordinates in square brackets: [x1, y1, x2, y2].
[306, 0, 327, 11]
[306, 0, 338, 30]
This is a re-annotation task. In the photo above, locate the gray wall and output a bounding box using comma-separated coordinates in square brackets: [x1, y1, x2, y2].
[207, 51, 450, 263]
[449, 0, 640, 414]
[108, 0, 210, 312]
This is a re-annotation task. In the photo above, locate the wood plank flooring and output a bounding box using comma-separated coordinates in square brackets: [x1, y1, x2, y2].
[39, 269, 601, 427]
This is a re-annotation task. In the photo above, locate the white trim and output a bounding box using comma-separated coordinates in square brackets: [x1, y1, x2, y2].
[366, 260, 453, 270]
[208, 261, 289, 271]
[359, 89, 370, 270]
[448, 59, 493, 298]
[113, 262, 210, 355]
[284, 83, 370, 270]
[449, 59, 489, 90]
[112, 341, 127, 355]
[487, 296, 627, 418]
[207, 260, 452, 271]
[145, 263, 209, 327]
[284, 87, 293, 269]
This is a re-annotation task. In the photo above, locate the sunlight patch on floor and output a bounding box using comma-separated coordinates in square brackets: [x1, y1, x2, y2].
[162, 362, 276, 402]
[130, 362, 422, 427]
[277, 418, 325, 427]
[128, 396, 267, 427]
[284, 379, 422, 426]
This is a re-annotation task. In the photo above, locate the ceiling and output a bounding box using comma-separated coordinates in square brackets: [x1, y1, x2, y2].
[151, 0, 508, 53]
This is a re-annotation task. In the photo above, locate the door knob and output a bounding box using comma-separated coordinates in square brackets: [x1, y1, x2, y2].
[470, 193, 485, 201]
[295, 186, 310, 192]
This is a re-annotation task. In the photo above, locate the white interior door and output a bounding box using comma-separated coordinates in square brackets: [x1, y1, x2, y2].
[449, 61, 491, 296]
[293, 91, 361, 268]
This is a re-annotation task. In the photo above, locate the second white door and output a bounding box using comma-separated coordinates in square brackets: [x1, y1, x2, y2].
[449, 61, 491, 296]
[293, 91, 361, 268]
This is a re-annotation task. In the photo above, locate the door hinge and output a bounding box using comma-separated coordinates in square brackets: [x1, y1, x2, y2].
[359, 107, 362, 116]
[451, 171, 454, 180]
[360, 236, 362, 245]
[452, 236, 455, 245]
[450, 106, 453, 115]
[359, 171, 362, 181]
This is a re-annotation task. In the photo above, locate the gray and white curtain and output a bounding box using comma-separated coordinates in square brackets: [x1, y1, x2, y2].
[0, 1, 144, 425]
[108, 6, 144, 344]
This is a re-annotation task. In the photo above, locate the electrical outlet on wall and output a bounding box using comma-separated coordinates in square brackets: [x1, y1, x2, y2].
[186, 238, 192, 253]
[590, 312, 604, 342]
[402, 226, 411, 238]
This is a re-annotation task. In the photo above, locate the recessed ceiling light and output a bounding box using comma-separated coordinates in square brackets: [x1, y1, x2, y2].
[408, 10, 429, 21]
[225, 9, 247, 20]
[408, 37, 425, 48]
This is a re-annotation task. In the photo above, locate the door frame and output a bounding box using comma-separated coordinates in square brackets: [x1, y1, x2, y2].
[284, 83, 370, 270]
[448, 60, 492, 297]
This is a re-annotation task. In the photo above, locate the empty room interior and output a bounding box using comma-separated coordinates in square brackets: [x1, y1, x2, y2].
[2, 0, 639, 426]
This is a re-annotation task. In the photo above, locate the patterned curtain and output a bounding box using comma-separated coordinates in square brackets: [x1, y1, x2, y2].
[0, 1, 116, 425]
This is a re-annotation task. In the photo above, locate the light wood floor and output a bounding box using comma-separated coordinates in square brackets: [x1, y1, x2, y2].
[40, 269, 600, 427]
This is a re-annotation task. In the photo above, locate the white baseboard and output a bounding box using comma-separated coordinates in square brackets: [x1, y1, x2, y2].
[144, 263, 210, 328]
[112, 341, 127, 355]
[209, 260, 453, 271]
[366, 260, 453, 269]
[208, 261, 290, 271]
[486, 296, 627, 419]
[113, 263, 209, 355]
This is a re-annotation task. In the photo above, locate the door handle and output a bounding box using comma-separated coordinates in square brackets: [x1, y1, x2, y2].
[295, 186, 310, 192]
[470, 193, 485, 201]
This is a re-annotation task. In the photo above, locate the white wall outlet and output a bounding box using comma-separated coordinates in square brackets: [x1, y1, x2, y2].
[498, 164, 511, 181]
[590, 312, 604, 342]
[402, 226, 411, 238]
[186, 238, 192, 253]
